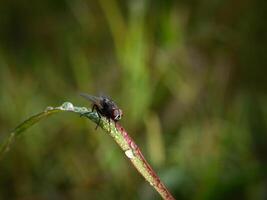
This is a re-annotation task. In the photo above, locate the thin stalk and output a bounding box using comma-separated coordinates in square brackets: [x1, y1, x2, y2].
[0, 102, 175, 200]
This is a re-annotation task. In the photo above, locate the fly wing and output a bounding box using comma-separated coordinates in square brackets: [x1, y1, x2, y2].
[80, 93, 103, 109]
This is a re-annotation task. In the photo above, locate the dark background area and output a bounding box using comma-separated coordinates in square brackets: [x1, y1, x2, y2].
[0, 0, 266, 199]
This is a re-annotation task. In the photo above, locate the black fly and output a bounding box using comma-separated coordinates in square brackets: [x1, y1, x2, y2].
[80, 93, 123, 130]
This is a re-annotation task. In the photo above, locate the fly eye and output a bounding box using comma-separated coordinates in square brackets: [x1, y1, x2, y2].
[113, 109, 122, 120]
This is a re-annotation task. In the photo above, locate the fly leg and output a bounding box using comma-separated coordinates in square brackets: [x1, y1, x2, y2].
[95, 112, 101, 130]
[114, 122, 119, 132]
[80, 104, 97, 117]
[108, 118, 111, 132]
[80, 105, 101, 130]
[91, 105, 101, 130]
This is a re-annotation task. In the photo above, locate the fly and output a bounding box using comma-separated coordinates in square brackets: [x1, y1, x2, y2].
[80, 93, 123, 130]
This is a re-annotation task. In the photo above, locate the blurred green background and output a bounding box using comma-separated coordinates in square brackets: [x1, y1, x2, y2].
[0, 0, 266, 199]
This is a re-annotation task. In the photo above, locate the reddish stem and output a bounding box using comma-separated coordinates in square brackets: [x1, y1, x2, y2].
[115, 123, 175, 200]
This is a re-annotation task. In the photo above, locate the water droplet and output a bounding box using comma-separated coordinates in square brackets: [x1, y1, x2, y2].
[45, 106, 54, 112]
[125, 149, 135, 159]
[61, 102, 74, 111]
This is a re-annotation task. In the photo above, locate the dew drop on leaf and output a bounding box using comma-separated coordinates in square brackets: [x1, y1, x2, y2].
[45, 106, 54, 112]
[125, 149, 135, 159]
[61, 102, 74, 111]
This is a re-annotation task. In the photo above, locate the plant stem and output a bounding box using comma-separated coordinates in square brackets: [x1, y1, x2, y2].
[80, 105, 175, 199]
[0, 102, 175, 199]
[113, 123, 175, 200]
